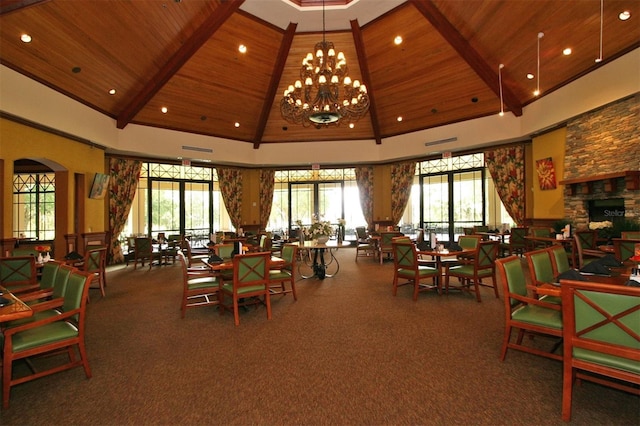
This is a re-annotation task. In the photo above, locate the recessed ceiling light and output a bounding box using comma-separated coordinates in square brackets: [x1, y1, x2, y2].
[563, 48, 572, 55]
[619, 11, 631, 20]
[20, 34, 32, 43]
[394, 35, 403, 45]
[349, 123, 354, 129]
[234, 122, 240, 128]
[108, 89, 116, 95]
[161, 107, 168, 114]
[396, 116, 403, 122]
[238, 44, 247, 54]
[526, 73, 534, 80]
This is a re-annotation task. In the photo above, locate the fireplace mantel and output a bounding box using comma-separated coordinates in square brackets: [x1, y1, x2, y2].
[559, 170, 639, 195]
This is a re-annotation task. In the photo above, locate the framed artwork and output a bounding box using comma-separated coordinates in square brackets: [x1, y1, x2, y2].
[89, 173, 110, 199]
[536, 157, 556, 190]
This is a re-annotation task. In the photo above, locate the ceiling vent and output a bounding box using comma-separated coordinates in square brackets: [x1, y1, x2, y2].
[424, 137, 457, 147]
[182, 145, 213, 153]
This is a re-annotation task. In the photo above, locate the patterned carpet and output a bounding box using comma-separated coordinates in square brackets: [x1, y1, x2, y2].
[2, 248, 638, 425]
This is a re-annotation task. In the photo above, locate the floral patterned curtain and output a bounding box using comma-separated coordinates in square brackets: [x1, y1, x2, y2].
[259, 169, 275, 230]
[391, 161, 416, 225]
[485, 145, 525, 226]
[217, 167, 243, 229]
[355, 166, 374, 230]
[107, 158, 142, 264]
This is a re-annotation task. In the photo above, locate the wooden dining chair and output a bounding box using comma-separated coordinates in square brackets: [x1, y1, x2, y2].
[178, 251, 219, 318]
[445, 240, 499, 302]
[268, 243, 298, 300]
[524, 248, 561, 304]
[392, 241, 440, 301]
[560, 279, 640, 422]
[0, 256, 39, 294]
[499, 226, 527, 257]
[548, 245, 572, 278]
[82, 247, 107, 298]
[495, 256, 563, 362]
[378, 231, 403, 264]
[219, 252, 272, 326]
[133, 237, 161, 270]
[574, 233, 605, 269]
[611, 238, 640, 263]
[2, 269, 93, 409]
[355, 226, 377, 261]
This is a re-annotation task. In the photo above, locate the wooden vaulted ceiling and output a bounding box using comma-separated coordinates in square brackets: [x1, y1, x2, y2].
[0, 0, 638, 152]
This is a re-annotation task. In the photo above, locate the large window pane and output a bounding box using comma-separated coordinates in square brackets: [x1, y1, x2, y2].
[422, 174, 449, 241]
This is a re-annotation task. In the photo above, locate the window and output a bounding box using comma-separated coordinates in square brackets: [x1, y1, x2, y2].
[13, 173, 56, 240]
[402, 153, 513, 242]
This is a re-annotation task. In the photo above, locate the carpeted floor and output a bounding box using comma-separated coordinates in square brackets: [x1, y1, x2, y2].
[2, 248, 638, 425]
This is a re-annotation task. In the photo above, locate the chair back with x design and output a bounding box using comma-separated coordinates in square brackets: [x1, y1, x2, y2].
[0, 256, 38, 293]
[560, 279, 640, 421]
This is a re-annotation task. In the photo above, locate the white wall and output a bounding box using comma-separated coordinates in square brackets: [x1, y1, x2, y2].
[1, 48, 638, 166]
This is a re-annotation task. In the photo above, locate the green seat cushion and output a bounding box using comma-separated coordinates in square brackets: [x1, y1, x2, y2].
[221, 283, 267, 294]
[448, 265, 493, 278]
[512, 304, 562, 329]
[10, 321, 79, 353]
[187, 276, 218, 290]
[397, 266, 438, 279]
[574, 348, 640, 375]
[269, 270, 292, 280]
[540, 295, 562, 305]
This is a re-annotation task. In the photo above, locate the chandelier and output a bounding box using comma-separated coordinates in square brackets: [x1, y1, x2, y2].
[280, 2, 370, 127]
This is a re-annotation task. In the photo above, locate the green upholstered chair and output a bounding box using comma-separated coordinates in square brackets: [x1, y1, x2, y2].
[612, 238, 639, 263]
[82, 247, 107, 298]
[5, 264, 75, 328]
[0, 256, 39, 294]
[268, 243, 298, 300]
[219, 252, 271, 326]
[355, 226, 377, 261]
[378, 231, 404, 264]
[163, 234, 183, 265]
[178, 251, 219, 318]
[621, 231, 640, 240]
[392, 241, 439, 301]
[445, 240, 499, 302]
[133, 237, 162, 270]
[214, 243, 235, 260]
[548, 245, 571, 278]
[499, 226, 527, 257]
[1, 269, 93, 409]
[527, 226, 552, 250]
[574, 233, 605, 269]
[575, 230, 598, 250]
[560, 279, 640, 422]
[524, 248, 561, 305]
[495, 256, 563, 362]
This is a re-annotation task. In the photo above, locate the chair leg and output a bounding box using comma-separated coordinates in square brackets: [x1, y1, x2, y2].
[500, 326, 512, 361]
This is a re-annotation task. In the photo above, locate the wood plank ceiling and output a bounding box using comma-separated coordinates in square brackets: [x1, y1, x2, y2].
[0, 0, 638, 151]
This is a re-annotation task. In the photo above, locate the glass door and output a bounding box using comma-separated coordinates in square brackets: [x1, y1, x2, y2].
[290, 181, 344, 226]
[421, 169, 485, 242]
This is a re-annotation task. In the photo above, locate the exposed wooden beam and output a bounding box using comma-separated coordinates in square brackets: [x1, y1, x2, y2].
[410, 0, 522, 117]
[351, 19, 382, 145]
[0, 0, 48, 15]
[116, 0, 245, 129]
[253, 22, 297, 149]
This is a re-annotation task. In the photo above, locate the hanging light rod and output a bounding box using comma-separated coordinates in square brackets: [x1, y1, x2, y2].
[280, 0, 370, 127]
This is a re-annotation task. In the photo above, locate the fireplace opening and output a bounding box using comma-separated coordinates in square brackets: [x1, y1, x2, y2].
[588, 198, 625, 225]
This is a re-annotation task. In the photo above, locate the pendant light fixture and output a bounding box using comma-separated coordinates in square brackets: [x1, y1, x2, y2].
[498, 63, 505, 116]
[534, 32, 544, 97]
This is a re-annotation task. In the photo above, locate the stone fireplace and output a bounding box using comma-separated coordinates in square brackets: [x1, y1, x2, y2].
[561, 94, 640, 230]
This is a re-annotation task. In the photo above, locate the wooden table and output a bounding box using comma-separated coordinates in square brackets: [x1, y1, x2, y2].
[204, 256, 285, 271]
[538, 262, 636, 297]
[477, 232, 509, 243]
[0, 286, 32, 323]
[418, 248, 474, 287]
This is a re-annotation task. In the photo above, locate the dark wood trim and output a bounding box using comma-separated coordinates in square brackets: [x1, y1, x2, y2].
[560, 171, 640, 195]
[351, 19, 381, 145]
[253, 22, 297, 149]
[116, 0, 246, 129]
[409, 0, 522, 117]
